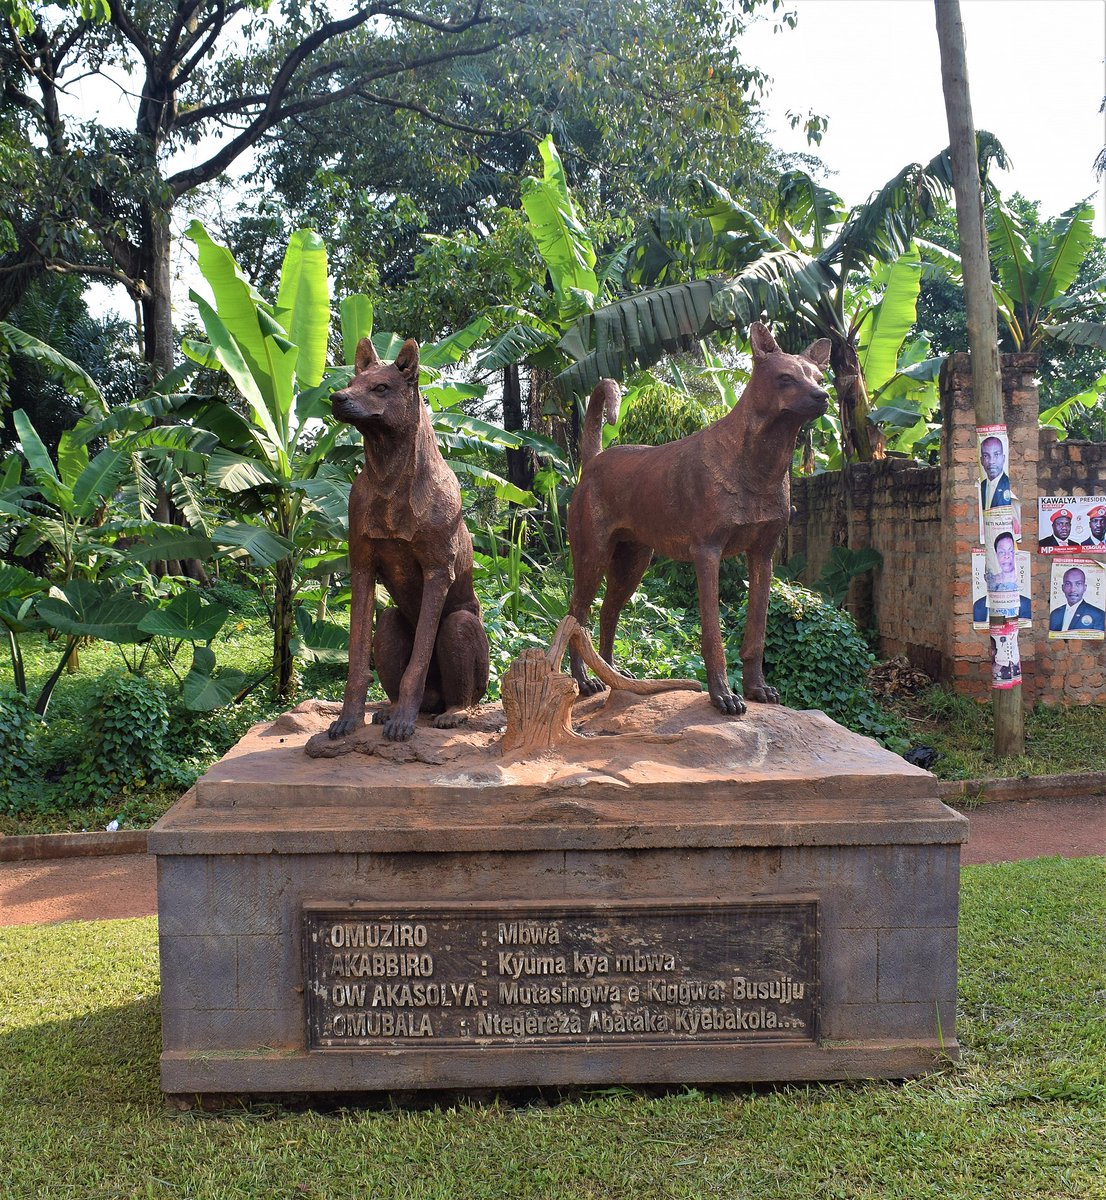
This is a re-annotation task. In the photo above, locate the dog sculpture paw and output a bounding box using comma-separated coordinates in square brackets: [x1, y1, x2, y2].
[383, 709, 418, 741]
[711, 690, 748, 717]
[432, 709, 470, 729]
[745, 684, 780, 704]
[576, 675, 607, 697]
[327, 714, 363, 739]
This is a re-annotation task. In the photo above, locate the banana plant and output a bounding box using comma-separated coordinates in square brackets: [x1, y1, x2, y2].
[988, 196, 1102, 352]
[182, 221, 358, 700]
[554, 135, 1008, 462]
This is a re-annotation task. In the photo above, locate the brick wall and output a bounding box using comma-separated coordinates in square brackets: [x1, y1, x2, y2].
[788, 352, 1106, 707]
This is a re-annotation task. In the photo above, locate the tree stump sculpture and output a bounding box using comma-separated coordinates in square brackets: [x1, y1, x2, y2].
[500, 616, 701, 755]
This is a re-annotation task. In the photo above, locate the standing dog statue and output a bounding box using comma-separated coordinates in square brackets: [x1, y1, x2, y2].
[567, 321, 830, 716]
[328, 338, 489, 742]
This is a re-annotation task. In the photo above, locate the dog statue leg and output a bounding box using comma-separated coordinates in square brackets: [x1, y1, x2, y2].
[741, 548, 780, 704]
[693, 547, 747, 716]
[382, 572, 451, 741]
[432, 608, 490, 728]
[329, 556, 376, 738]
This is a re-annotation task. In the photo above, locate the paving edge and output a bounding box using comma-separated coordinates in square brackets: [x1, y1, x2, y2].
[937, 770, 1106, 805]
[1, 772, 1103, 863]
[0, 830, 149, 862]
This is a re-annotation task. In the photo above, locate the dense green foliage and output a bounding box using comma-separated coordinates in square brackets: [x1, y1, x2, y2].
[729, 580, 903, 745]
[0, 857, 1102, 1197]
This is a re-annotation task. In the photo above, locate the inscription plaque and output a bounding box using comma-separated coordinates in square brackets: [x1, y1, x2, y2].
[303, 900, 817, 1049]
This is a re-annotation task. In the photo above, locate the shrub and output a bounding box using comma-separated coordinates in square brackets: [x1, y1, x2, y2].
[0, 689, 39, 814]
[727, 579, 904, 746]
[70, 672, 171, 802]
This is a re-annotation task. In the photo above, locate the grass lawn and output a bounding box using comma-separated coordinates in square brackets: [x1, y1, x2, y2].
[0, 857, 1103, 1199]
[895, 689, 1106, 782]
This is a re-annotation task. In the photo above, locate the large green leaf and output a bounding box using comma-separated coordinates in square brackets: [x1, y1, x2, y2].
[292, 610, 349, 664]
[55, 429, 88, 493]
[187, 221, 276, 401]
[1047, 320, 1106, 350]
[0, 564, 46, 602]
[212, 521, 294, 567]
[190, 292, 286, 471]
[12, 409, 64, 505]
[554, 278, 734, 401]
[207, 448, 282, 493]
[72, 446, 129, 517]
[124, 527, 218, 562]
[0, 322, 106, 410]
[138, 590, 230, 643]
[182, 646, 249, 711]
[520, 136, 598, 315]
[276, 229, 329, 389]
[340, 295, 374, 366]
[857, 244, 922, 394]
[1028, 200, 1096, 316]
[36, 580, 150, 643]
[448, 460, 533, 506]
[420, 315, 493, 370]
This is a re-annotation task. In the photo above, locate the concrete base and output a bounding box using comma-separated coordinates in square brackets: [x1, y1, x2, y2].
[149, 695, 967, 1095]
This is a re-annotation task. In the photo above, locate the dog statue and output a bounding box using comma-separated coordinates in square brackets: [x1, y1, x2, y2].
[567, 321, 830, 716]
[327, 338, 489, 742]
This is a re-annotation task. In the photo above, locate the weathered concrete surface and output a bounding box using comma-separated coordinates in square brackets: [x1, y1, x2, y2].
[150, 698, 968, 1094]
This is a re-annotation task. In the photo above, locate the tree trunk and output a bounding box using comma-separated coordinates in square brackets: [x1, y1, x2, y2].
[502, 364, 536, 494]
[935, 0, 1024, 755]
[142, 197, 209, 585]
[272, 558, 297, 701]
[830, 335, 873, 463]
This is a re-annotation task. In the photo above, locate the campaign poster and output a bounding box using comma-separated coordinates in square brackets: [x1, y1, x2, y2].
[989, 623, 1022, 689]
[971, 548, 1032, 630]
[977, 424, 1013, 542]
[1075, 496, 1106, 553]
[1038, 495, 1091, 554]
[1047, 557, 1106, 640]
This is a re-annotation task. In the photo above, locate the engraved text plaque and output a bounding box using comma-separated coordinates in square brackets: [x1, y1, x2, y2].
[303, 901, 817, 1049]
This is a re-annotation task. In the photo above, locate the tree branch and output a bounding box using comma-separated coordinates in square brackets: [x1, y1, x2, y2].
[349, 86, 533, 140]
[43, 258, 149, 298]
[168, 20, 529, 196]
[106, 0, 155, 69]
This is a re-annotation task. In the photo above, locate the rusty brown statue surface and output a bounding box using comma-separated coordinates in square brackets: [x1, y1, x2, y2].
[327, 338, 489, 742]
[567, 321, 831, 717]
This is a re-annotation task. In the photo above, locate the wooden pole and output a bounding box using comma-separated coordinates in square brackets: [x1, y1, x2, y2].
[935, 0, 1024, 755]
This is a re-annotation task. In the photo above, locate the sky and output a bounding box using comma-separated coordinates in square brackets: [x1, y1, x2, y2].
[85, 0, 1106, 319]
[741, 0, 1106, 230]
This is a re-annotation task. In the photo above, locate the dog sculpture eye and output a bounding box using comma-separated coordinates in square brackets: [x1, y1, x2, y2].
[372, 383, 388, 394]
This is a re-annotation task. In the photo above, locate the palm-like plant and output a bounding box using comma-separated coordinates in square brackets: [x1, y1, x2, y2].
[181, 222, 358, 700]
[987, 195, 1105, 353]
[554, 138, 1007, 462]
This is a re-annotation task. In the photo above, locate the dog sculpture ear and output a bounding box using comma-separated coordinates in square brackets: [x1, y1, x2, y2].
[354, 338, 381, 374]
[749, 322, 781, 360]
[394, 338, 420, 383]
[803, 339, 832, 372]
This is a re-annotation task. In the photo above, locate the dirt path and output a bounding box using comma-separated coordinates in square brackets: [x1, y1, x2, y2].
[1, 797, 1103, 928]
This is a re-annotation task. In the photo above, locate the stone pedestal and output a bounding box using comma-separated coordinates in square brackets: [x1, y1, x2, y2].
[149, 693, 967, 1095]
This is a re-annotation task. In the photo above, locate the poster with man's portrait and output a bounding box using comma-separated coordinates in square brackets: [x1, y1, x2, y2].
[1037, 495, 1097, 554]
[1047, 557, 1106, 640]
[989, 622, 1022, 689]
[971, 547, 1032, 630]
[977, 425, 1013, 542]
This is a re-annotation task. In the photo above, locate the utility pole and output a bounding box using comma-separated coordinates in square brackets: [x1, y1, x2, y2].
[935, 0, 1025, 755]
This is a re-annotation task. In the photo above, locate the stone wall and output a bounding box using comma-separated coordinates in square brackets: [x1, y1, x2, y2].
[789, 352, 1106, 706]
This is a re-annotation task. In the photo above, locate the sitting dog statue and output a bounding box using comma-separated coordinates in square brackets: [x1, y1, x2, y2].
[567, 321, 830, 716]
[327, 338, 489, 742]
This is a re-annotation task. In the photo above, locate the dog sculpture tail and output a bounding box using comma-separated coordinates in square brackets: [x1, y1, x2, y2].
[579, 379, 621, 468]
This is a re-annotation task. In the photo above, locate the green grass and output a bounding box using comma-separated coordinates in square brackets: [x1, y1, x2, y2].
[902, 689, 1106, 782]
[1, 858, 1103, 1199]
